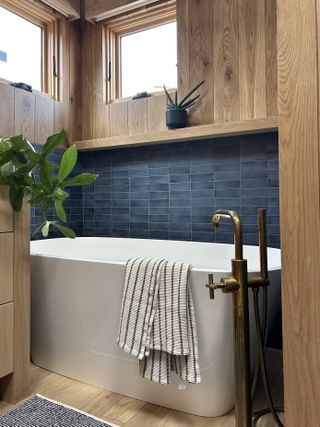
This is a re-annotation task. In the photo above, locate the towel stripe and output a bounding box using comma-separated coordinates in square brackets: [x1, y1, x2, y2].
[118, 258, 200, 385]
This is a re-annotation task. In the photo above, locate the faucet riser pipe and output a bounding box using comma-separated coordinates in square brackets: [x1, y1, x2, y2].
[232, 259, 252, 427]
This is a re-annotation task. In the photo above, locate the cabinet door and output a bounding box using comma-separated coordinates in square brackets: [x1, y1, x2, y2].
[0, 187, 13, 232]
[0, 233, 13, 305]
[0, 302, 14, 378]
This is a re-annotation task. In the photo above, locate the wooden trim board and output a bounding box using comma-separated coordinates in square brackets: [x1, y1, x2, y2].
[74, 117, 278, 150]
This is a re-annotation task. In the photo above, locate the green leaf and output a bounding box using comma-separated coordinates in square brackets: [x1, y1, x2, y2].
[41, 221, 51, 237]
[9, 187, 24, 212]
[12, 163, 34, 176]
[39, 160, 54, 189]
[62, 173, 97, 187]
[27, 150, 42, 163]
[163, 85, 176, 109]
[0, 162, 15, 178]
[52, 222, 76, 239]
[0, 151, 13, 167]
[179, 94, 201, 110]
[41, 130, 66, 157]
[0, 138, 12, 153]
[53, 187, 69, 201]
[177, 80, 205, 109]
[10, 135, 30, 153]
[58, 145, 78, 181]
[54, 200, 67, 222]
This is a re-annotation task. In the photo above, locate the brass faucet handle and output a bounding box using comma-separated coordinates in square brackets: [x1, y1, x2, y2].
[206, 274, 226, 299]
[220, 277, 240, 293]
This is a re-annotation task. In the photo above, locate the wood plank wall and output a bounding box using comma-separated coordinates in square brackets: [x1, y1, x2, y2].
[80, 0, 277, 141]
[0, 19, 81, 144]
[278, 0, 320, 425]
[179, 0, 278, 126]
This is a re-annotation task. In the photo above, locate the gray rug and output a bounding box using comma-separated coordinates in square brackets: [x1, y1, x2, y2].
[0, 395, 118, 427]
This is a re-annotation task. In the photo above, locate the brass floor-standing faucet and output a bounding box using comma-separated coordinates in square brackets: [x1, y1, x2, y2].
[206, 209, 269, 427]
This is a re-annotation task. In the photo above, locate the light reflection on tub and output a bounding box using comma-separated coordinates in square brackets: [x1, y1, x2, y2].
[31, 237, 281, 417]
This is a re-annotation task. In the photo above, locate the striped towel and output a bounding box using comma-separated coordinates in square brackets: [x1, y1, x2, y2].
[117, 258, 201, 385]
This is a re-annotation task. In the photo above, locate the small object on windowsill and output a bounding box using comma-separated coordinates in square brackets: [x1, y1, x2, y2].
[132, 91, 152, 100]
[10, 82, 33, 92]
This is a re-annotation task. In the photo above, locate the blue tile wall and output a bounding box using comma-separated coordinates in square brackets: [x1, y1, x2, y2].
[81, 132, 280, 247]
[30, 144, 83, 239]
[30, 133, 280, 246]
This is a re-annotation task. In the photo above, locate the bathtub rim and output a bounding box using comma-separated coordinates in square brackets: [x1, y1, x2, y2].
[30, 237, 281, 274]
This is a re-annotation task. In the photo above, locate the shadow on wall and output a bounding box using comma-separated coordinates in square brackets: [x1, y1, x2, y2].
[31, 132, 280, 248]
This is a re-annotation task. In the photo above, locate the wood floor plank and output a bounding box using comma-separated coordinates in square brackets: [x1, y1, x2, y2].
[0, 353, 283, 426]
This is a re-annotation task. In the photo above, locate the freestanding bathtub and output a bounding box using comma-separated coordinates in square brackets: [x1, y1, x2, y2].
[31, 237, 281, 417]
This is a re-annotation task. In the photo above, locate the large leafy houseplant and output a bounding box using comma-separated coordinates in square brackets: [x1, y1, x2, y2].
[163, 80, 205, 129]
[0, 130, 97, 238]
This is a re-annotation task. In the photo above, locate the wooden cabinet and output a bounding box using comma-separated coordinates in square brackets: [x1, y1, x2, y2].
[0, 187, 13, 233]
[0, 193, 30, 403]
[0, 303, 14, 379]
[0, 233, 14, 305]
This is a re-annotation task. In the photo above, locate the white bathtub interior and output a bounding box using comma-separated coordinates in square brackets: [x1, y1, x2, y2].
[31, 237, 281, 417]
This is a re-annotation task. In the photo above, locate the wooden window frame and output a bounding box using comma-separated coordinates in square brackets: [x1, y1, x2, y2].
[104, 1, 176, 102]
[0, 0, 60, 99]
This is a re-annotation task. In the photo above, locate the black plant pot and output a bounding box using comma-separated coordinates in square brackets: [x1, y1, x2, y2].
[166, 109, 187, 129]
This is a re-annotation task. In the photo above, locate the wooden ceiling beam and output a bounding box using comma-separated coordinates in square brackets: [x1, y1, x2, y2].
[85, 0, 164, 22]
[40, 0, 80, 19]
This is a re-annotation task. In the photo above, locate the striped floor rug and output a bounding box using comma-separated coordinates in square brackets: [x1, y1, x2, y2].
[0, 395, 118, 427]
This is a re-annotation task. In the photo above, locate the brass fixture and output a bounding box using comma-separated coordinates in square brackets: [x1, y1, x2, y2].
[212, 210, 243, 260]
[206, 208, 270, 427]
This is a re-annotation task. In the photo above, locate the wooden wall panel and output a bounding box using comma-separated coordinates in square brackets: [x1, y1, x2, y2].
[148, 94, 167, 132]
[91, 23, 110, 139]
[35, 94, 54, 144]
[212, 0, 240, 122]
[81, 22, 94, 141]
[53, 100, 64, 133]
[278, 0, 320, 425]
[0, 84, 14, 138]
[69, 21, 82, 142]
[110, 102, 128, 136]
[238, 0, 267, 119]
[128, 98, 148, 135]
[265, 0, 278, 117]
[14, 89, 35, 142]
[187, 0, 214, 126]
[76, 0, 277, 142]
[176, 0, 189, 98]
[59, 18, 71, 137]
[175, 0, 276, 128]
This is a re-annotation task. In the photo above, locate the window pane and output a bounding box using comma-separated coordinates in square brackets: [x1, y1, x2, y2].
[0, 6, 42, 91]
[121, 21, 177, 98]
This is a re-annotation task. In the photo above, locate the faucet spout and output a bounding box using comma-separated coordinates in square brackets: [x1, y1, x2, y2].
[212, 210, 243, 260]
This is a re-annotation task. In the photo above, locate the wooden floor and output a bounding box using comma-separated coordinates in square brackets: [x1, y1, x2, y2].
[0, 349, 284, 426]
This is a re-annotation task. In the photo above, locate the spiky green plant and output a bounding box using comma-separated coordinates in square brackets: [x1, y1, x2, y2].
[163, 80, 205, 111]
[0, 130, 97, 238]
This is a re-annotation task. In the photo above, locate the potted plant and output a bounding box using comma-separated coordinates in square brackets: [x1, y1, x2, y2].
[0, 130, 97, 238]
[164, 80, 205, 129]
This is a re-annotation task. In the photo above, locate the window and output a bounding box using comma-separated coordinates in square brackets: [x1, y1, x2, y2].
[105, 2, 177, 101]
[0, 5, 42, 90]
[0, 0, 59, 98]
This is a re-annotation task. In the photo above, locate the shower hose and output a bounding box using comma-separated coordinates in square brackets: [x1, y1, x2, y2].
[251, 286, 285, 427]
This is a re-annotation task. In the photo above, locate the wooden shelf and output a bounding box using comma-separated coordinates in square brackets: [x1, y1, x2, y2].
[74, 117, 278, 151]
